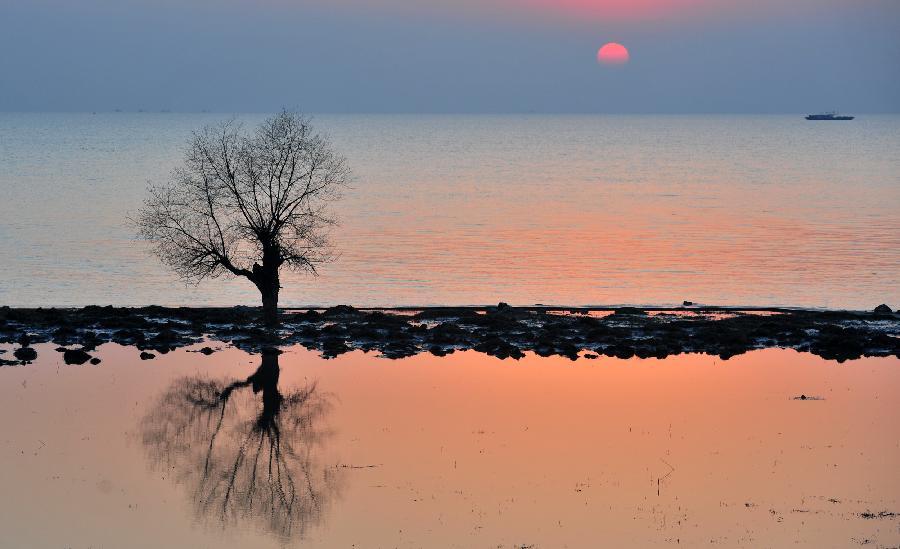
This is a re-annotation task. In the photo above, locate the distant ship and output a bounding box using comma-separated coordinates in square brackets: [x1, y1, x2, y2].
[806, 111, 855, 121]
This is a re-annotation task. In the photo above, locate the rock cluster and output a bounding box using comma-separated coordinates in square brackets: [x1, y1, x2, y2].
[1, 304, 897, 365]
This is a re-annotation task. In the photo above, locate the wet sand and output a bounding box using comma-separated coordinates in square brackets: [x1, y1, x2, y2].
[0, 344, 897, 548]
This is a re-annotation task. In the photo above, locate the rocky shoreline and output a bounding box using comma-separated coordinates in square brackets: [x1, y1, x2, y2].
[1, 304, 898, 365]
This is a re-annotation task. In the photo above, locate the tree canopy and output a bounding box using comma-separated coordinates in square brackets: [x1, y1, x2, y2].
[136, 110, 350, 322]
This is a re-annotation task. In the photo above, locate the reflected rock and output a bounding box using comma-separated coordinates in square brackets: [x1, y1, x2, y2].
[14, 347, 37, 363]
[63, 348, 92, 365]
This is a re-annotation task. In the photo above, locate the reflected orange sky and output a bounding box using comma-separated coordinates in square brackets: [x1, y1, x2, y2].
[0, 344, 897, 547]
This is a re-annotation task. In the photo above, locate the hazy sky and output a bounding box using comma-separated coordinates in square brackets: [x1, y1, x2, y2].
[1, 0, 898, 112]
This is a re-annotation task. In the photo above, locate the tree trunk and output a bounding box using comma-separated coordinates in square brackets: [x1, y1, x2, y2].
[253, 242, 282, 327]
[260, 282, 279, 327]
[260, 288, 278, 326]
[253, 263, 280, 327]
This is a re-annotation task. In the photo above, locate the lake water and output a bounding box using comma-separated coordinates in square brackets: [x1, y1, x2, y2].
[1, 113, 898, 309]
[0, 344, 898, 547]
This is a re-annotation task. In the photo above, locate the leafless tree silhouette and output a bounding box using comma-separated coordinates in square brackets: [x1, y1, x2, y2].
[136, 110, 350, 325]
[141, 350, 343, 541]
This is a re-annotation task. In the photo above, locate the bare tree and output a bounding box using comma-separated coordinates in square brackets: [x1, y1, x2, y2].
[136, 110, 350, 325]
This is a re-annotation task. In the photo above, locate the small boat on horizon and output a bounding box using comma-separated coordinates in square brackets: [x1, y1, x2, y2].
[806, 111, 855, 121]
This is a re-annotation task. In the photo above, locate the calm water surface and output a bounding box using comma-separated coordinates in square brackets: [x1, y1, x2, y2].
[1, 113, 898, 309]
[0, 346, 897, 547]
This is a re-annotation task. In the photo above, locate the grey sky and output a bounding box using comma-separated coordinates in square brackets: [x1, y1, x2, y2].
[1, 0, 898, 113]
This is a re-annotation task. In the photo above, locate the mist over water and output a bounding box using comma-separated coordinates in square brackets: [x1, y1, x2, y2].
[1, 113, 898, 309]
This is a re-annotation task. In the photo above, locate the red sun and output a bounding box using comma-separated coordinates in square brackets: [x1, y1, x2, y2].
[597, 42, 630, 65]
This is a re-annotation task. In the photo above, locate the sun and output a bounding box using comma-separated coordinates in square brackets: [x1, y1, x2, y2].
[597, 42, 630, 65]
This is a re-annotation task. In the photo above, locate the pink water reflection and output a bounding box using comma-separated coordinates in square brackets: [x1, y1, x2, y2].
[0, 344, 897, 547]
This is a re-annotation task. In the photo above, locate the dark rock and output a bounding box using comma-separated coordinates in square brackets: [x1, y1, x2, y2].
[613, 307, 646, 316]
[407, 323, 428, 334]
[381, 340, 419, 359]
[474, 336, 524, 360]
[0, 305, 897, 363]
[140, 352, 156, 360]
[487, 302, 531, 321]
[199, 346, 215, 355]
[428, 322, 468, 345]
[152, 328, 179, 342]
[79, 331, 102, 351]
[63, 348, 92, 365]
[112, 328, 146, 345]
[429, 346, 454, 357]
[296, 325, 319, 339]
[321, 323, 348, 336]
[874, 304, 892, 315]
[14, 347, 37, 362]
[299, 309, 321, 321]
[683, 301, 694, 306]
[364, 311, 409, 327]
[414, 307, 480, 320]
[53, 326, 78, 342]
[558, 342, 581, 361]
[469, 313, 522, 330]
[89, 357, 101, 365]
[606, 344, 634, 359]
[323, 305, 360, 317]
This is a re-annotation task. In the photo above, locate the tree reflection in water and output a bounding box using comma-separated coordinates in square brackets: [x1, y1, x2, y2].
[141, 349, 342, 541]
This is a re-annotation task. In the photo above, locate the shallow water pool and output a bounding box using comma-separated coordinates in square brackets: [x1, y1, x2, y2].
[0, 345, 898, 547]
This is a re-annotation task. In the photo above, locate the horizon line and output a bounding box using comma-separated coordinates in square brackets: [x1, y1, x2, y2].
[2, 110, 898, 116]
